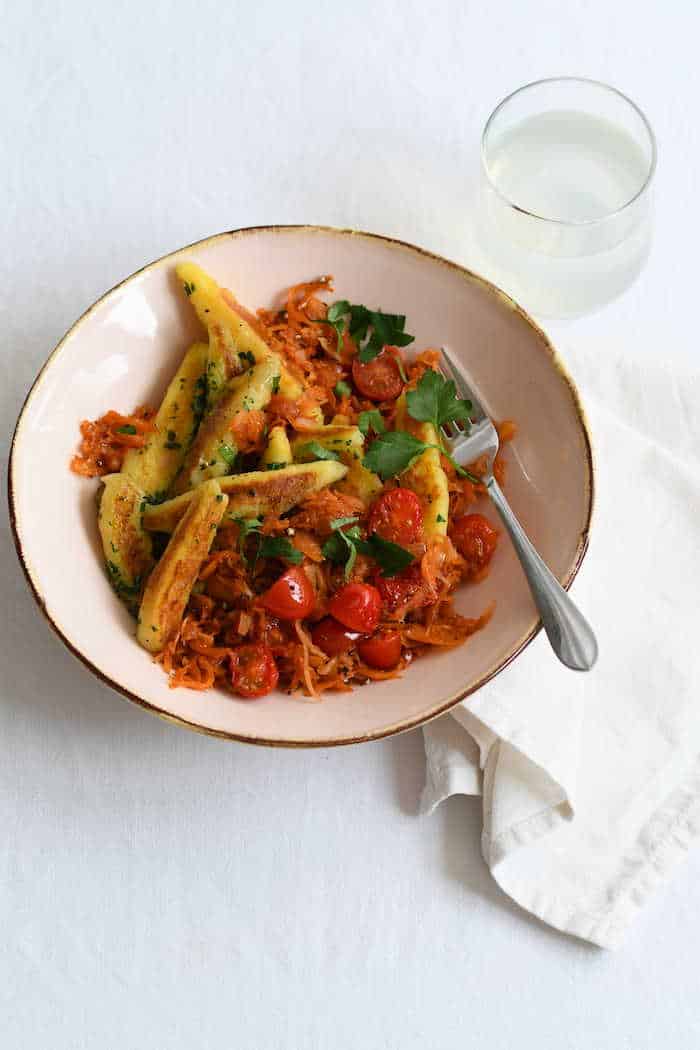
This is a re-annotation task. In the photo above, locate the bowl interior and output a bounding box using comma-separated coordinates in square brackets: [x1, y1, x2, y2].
[10, 227, 592, 745]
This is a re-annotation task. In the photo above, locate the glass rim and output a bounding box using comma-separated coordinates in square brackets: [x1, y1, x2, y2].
[480, 76, 658, 228]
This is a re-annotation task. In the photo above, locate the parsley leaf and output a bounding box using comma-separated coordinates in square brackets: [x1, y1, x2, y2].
[357, 311, 413, 364]
[321, 516, 414, 579]
[363, 428, 480, 484]
[334, 380, 352, 400]
[234, 517, 262, 563]
[257, 536, 303, 564]
[115, 424, 137, 435]
[271, 374, 281, 394]
[362, 431, 428, 480]
[265, 461, 287, 471]
[317, 301, 414, 364]
[238, 350, 255, 367]
[295, 441, 340, 462]
[327, 300, 350, 324]
[313, 299, 349, 353]
[321, 516, 363, 580]
[330, 515, 362, 530]
[356, 534, 415, 577]
[406, 369, 472, 431]
[358, 409, 386, 437]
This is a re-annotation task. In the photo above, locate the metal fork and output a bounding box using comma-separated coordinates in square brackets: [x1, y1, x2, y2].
[440, 348, 598, 671]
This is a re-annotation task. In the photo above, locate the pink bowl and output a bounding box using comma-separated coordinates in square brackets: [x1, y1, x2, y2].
[9, 226, 593, 746]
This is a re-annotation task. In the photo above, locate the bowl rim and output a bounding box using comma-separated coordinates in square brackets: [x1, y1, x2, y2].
[7, 224, 594, 747]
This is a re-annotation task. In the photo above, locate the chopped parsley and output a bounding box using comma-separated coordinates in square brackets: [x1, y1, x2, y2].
[218, 442, 237, 467]
[115, 424, 137, 435]
[271, 374, 281, 394]
[265, 461, 287, 471]
[105, 561, 142, 600]
[238, 350, 255, 367]
[183, 281, 196, 296]
[192, 375, 208, 420]
[334, 380, 352, 400]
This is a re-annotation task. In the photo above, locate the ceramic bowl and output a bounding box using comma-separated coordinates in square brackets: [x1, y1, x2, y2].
[9, 226, 593, 746]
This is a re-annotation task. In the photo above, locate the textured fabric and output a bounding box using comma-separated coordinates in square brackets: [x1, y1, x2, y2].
[422, 346, 700, 948]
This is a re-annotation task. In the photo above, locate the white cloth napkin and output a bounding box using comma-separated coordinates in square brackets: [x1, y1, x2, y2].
[422, 344, 700, 948]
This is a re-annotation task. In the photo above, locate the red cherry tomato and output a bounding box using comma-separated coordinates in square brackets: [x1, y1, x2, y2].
[451, 513, 499, 576]
[311, 616, 362, 656]
[260, 566, 315, 620]
[374, 564, 427, 612]
[358, 630, 402, 670]
[328, 582, 382, 633]
[368, 487, 423, 544]
[352, 350, 403, 401]
[230, 644, 279, 698]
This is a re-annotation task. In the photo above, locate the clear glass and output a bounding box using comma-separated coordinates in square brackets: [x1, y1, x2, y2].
[476, 77, 657, 318]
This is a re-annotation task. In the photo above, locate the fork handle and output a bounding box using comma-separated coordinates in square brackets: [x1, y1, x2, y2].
[486, 478, 598, 671]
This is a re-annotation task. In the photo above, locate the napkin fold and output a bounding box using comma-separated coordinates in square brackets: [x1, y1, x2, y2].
[422, 345, 700, 948]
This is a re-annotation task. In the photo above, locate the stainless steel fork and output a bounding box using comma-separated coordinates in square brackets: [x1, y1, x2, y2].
[440, 348, 598, 671]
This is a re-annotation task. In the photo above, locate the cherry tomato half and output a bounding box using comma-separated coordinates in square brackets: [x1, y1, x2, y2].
[352, 349, 403, 401]
[374, 564, 427, 613]
[230, 644, 279, 698]
[358, 630, 402, 670]
[451, 513, 499, 576]
[260, 566, 315, 620]
[328, 582, 382, 633]
[368, 487, 423, 545]
[311, 616, 362, 656]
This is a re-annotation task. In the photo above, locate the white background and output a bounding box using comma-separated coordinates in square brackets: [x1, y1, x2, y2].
[3, 1, 700, 1047]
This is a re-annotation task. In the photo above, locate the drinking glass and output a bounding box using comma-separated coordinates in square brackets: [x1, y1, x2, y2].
[476, 77, 657, 318]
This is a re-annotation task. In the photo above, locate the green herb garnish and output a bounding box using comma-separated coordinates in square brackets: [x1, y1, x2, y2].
[115, 424, 137, 435]
[238, 350, 255, 367]
[357, 409, 386, 437]
[218, 442, 237, 467]
[271, 374, 281, 394]
[317, 301, 414, 363]
[321, 516, 414, 579]
[183, 281, 196, 296]
[406, 368, 472, 432]
[257, 535, 303, 565]
[363, 429, 478, 482]
[192, 375, 208, 420]
[265, 461, 286, 471]
[334, 380, 352, 400]
[321, 516, 364, 580]
[295, 441, 340, 462]
[362, 431, 427, 480]
[313, 300, 350, 353]
[358, 533, 415, 577]
[234, 517, 262, 564]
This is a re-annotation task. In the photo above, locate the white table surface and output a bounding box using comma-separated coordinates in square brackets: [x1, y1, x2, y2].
[3, 2, 700, 1047]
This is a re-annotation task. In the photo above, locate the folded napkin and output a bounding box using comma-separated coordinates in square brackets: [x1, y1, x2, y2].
[422, 344, 700, 948]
